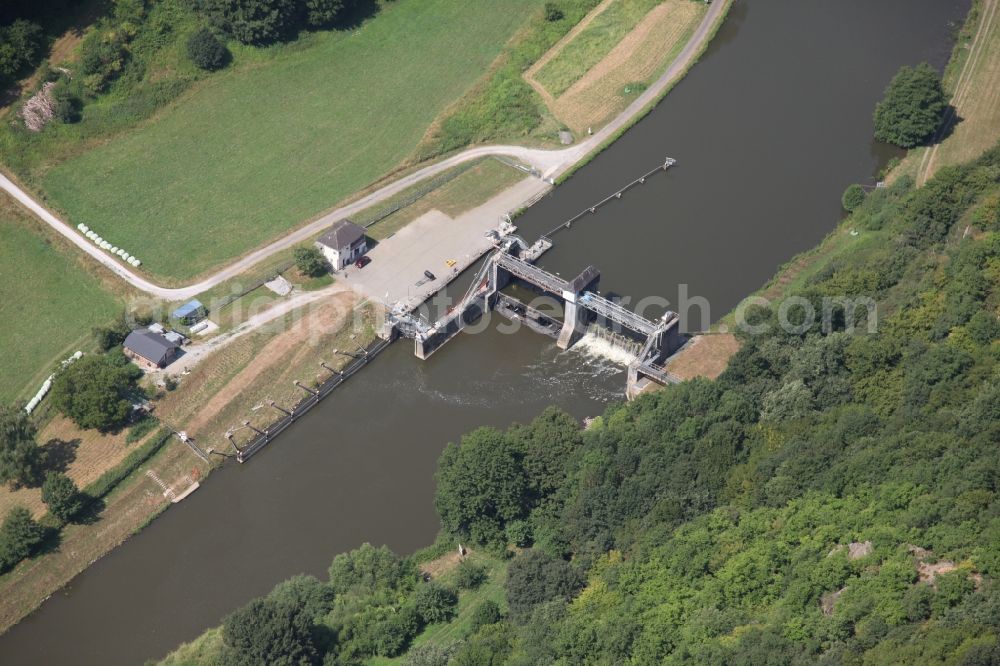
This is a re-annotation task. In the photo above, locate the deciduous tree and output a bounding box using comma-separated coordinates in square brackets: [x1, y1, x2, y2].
[873, 63, 947, 148]
[0, 405, 44, 489]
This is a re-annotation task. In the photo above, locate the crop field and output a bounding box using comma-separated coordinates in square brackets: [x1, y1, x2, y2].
[39, 0, 543, 283]
[533, 0, 663, 97]
[0, 195, 121, 404]
[526, 0, 704, 133]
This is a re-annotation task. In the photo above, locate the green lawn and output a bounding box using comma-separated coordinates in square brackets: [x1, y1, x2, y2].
[534, 0, 662, 97]
[0, 198, 120, 404]
[40, 0, 543, 283]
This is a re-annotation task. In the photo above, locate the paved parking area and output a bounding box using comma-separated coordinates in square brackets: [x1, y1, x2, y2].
[337, 176, 551, 310]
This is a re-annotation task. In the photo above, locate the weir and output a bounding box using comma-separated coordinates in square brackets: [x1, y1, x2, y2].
[383, 233, 684, 396]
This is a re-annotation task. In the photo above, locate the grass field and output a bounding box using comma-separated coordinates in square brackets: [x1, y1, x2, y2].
[533, 0, 663, 97]
[0, 194, 122, 404]
[37, 0, 543, 283]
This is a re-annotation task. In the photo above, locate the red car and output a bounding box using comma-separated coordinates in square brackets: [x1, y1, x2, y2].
[355, 256, 371, 269]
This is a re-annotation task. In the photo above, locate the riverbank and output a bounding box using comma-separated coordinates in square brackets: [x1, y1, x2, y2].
[2, 2, 970, 661]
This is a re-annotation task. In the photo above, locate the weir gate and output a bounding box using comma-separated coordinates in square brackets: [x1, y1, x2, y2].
[381, 234, 684, 397]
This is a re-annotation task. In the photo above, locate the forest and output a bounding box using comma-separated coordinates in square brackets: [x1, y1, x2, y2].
[160, 142, 1000, 665]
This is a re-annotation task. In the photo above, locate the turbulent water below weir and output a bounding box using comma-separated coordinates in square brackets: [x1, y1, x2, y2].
[0, 1, 970, 663]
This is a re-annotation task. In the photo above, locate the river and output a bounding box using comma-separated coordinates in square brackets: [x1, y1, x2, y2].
[0, 1, 968, 662]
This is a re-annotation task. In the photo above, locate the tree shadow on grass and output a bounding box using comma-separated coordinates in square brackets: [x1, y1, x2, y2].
[73, 494, 107, 526]
[930, 105, 963, 145]
[334, 0, 381, 31]
[41, 438, 80, 474]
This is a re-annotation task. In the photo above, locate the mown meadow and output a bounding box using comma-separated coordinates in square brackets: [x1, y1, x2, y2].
[0, 196, 121, 404]
[5, 0, 545, 282]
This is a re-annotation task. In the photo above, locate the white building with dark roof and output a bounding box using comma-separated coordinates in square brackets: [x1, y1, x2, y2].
[316, 219, 367, 270]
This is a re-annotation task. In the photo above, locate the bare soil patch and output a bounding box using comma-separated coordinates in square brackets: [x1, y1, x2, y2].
[666, 333, 740, 381]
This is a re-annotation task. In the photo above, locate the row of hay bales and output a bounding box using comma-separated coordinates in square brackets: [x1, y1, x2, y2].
[76, 223, 141, 267]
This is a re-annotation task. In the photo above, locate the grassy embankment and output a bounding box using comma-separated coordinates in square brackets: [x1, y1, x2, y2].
[526, 0, 706, 134]
[9, 0, 543, 283]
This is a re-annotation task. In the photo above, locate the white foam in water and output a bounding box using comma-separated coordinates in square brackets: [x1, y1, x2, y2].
[571, 331, 638, 366]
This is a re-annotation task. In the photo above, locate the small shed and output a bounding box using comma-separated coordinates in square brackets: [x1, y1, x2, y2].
[316, 219, 367, 271]
[172, 299, 207, 325]
[123, 330, 179, 371]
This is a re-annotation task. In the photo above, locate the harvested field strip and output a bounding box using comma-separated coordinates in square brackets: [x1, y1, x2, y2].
[533, 0, 663, 97]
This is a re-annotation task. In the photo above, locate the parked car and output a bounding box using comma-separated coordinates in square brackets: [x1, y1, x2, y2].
[424, 270, 436, 281]
[355, 256, 371, 268]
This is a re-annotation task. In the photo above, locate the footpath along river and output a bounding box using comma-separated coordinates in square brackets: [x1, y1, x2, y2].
[0, 1, 968, 663]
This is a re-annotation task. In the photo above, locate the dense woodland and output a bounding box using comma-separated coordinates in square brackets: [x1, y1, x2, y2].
[161, 144, 1000, 664]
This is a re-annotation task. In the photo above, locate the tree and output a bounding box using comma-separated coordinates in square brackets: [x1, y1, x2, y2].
[187, 27, 229, 71]
[873, 63, 947, 148]
[435, 427, 528, 545]
[0, 405, 45, 489]
[50, 353, 142, 431]
[294, 247, 328, 278]
[302, 0, 344, 28]
[413, 582, 458, 624]
[544, 2, 564, 21]
[0, 506, 45, 573]
[204, 0, 299, 46]
[0, 20, 43, 84]
[220, 597, 320, 666]
[41, 472, 84, 523]
[505, 549, 582, 622]
[842, 184, 866, 212]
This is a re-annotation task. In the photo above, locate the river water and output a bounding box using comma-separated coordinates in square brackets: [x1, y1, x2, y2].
[0, 1, 968, 663]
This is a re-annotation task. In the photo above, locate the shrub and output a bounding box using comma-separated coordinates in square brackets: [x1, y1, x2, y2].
[41, 472, 84, 523]
[51, 80, 82, 124]
[187, 27, 229, 71]
[0, 506, 45, 573]
[873, 63, 947, 148]
[842, 184, 866, 212]
[78, 28, 128, 92]
[469, 599, 502, 630]
[294, 247, 328, 278]
[455, 559, 488, 590]
[413, 582, 458, 624]
[403, 643, 458, 666]
[328, 543, 412, 598]
[544, 2, 564, 21]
